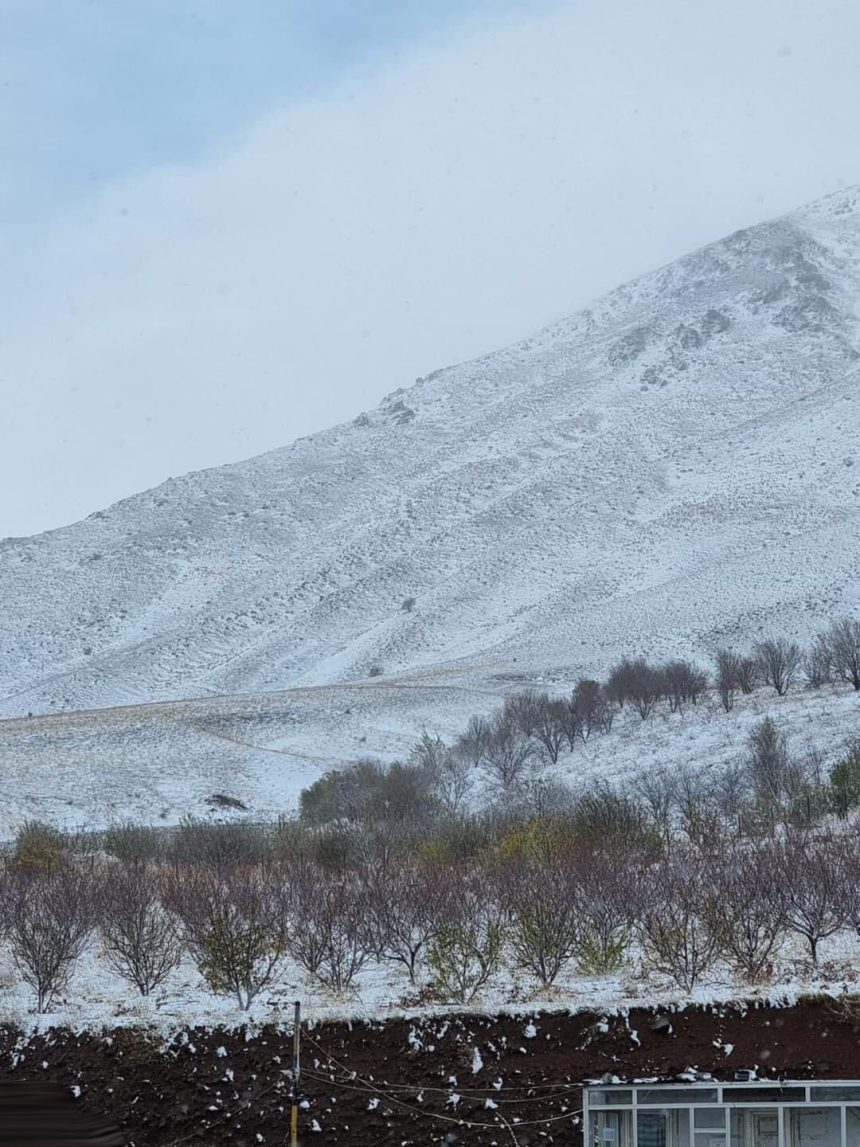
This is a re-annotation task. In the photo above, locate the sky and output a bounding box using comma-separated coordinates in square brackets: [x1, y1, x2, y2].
[1, 0, 860, 538]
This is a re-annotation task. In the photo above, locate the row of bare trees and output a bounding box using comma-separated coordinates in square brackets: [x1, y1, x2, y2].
[4, 812, 860, 1011]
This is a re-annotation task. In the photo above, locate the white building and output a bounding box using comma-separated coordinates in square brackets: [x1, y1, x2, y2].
[583, 1080, 860, 1147]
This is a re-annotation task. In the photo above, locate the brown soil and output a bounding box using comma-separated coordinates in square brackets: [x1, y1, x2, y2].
[2, 997, 859, 1146]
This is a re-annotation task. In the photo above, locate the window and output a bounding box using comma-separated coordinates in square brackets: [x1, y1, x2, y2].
[592, 1109, 633, 1147]
[786, 1108, 841, 1147]
[638, 1109, 691, 1147]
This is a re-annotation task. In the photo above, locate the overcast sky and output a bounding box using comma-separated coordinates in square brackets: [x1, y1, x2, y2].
[2, 0, 859, 538]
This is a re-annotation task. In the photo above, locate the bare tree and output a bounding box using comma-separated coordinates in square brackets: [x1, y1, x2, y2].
[288, 865, 372, 994]
[633, 768, 677, 850]
[747, 717, 790, 814]
[411, 732, 474, 814]
[627, 659, 663, 720]
[427, 869, 504, 1003]
[803, 636, 833, 690]
[532, 700, 568, 764]
[715, 648, 740, 713]
[501, 857, 579, 986]
[706, 844, 784, 982]
[736, 655, 760, 695]
[164, 867, 284, 1009]
[638, 852, 721, 991]
[662, 660, 707, 714]
[572, 849, 636, 974]
[455, 715, 492, 768]
[821, 617, 860, 692]
[98, 864, 182, 996]
[481, 716, 536, 790]
[771, 831, 844, 964]
[572, 679, 613, 739]
[10, 869, 95, 1012]
[362, 861, 449, 984]
[755, 638, 802, 696]
[502, 691, 547, 740]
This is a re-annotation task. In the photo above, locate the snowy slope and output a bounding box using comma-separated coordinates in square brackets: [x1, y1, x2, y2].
[1, 187, 860, 834]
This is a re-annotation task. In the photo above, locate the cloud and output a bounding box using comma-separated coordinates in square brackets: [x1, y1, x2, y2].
[2, 0, 859, 536]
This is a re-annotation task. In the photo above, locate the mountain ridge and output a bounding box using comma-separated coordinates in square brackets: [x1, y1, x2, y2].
[2, 186, 860, 720]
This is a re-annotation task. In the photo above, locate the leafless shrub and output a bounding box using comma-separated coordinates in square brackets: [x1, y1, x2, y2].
[502, 690, 547, 739]
[10, 869, 96, 1012]
[754, 638, 802, 696]
[163, 867, 284, 1008]
[102, 822, 165, 866]
[169, 818, 271, 872]
[98, 864, 182, 996]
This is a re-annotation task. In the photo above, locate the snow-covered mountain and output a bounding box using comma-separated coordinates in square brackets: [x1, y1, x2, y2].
[4, 187, 860, 721]
[1, 186, 860, 835]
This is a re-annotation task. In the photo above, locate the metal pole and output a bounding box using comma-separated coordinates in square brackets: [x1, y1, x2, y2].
[291, 1000, 301, 1147]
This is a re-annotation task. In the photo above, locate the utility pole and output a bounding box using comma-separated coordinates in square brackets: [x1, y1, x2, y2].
[290, 1000, 301, 1147]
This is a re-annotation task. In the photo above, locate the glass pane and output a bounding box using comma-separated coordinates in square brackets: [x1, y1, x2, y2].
[638, 1110, 691, 1147]
[731, 1108, 779, 1147]
[786, 1107, 841, 1147]
[695, 1110, 727, 1130]
[846, 1107, 860, 1147]
[813, 1089, 860, 1103]
[696, 1132, 727, 1147]
[590, 1091, 634, 1107]
[592, 1111, 634, 1147]
[724, 1088, 806, 1103]
[638, 1089, 719, 1105]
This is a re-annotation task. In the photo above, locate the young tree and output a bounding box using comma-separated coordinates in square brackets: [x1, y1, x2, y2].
[736, 655, 760, 695]
[362, 861, 449, 984]
[572, 849, 636, 975]
[637, 853, 721, 991]
[98, 864, 182, 997]
[455, 715, 492, 769]
[706, 844, 784, 983]
[10, 869, 95, 1012]
[715, 649, 740, 713]
[427, 870, 504, 1003]
[754, 638, 802, 696]
[480, 716, 536, 791]
[164, 867, 284, 1009]
[747, 717, 790, 813]
[501, 857, 579, 987]
[822, 617, 860, 691]
[288, 866, 372, 994]
[771, 831, 844, 964]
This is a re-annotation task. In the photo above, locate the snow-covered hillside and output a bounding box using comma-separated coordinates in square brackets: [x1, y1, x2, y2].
[1, 187, 860, 831]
